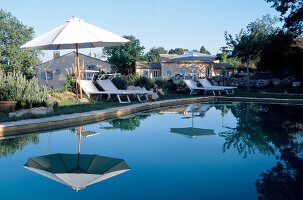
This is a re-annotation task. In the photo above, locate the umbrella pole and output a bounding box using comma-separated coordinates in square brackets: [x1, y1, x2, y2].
[76, 44, 83, 99]
[77, 126, 83, 154]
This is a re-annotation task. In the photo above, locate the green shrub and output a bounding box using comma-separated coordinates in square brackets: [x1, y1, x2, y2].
[64, 74, 77, 93]
[111, 76, 129, 89]
[134, 76, 155, 90]
[0, 68, 49, 107]
[177, 81, 189, 94]
[154, 78, 178, 93]
[126, 74, 138, 86]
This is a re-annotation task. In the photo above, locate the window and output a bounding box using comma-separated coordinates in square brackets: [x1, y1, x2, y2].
[142, 70, 149, 77]
[55, 69, 60, 75]
[153, 70, 159, 77]
[85, 65, 96, 79]
[192, 69, 198, 74]
[41, 71, 53, 80]
[222, 70, 231, 77]
[87, 65, 96, 70]
[166, 69, 172, 78]
[179, 69, 186, 78]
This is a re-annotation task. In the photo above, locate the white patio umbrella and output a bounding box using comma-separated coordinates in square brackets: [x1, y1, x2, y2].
[24, 153, 130, 191]
[21, 17, 129, 98]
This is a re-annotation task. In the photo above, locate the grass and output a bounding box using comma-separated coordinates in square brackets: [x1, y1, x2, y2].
[0, 88, 302, 123]
[0, 92, 196, 122]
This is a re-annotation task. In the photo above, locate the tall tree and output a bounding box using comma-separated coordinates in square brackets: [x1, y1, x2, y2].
[103, 35, 145, 74]
[199, 46, 211, 54]
[259, 30, 303, 78]
[144, 47, 167, 62]
[225, 15, 279, 67]
[168, 48, 188, 55]
[265, 0, 303, 34]
[0, 9, 40, 78]
[216, 46, 229, 62]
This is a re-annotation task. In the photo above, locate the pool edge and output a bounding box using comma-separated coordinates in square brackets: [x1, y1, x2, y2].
[1, 96, 303, 138]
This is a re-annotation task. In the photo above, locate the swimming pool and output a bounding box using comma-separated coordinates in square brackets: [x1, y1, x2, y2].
[0, 102, 302, 199]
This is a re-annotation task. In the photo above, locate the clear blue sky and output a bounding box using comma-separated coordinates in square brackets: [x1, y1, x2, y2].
[1, 0, 279, 58]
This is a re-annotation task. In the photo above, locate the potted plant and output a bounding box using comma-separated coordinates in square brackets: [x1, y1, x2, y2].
[0, 85, 17, 113]
[0, 70, 17, 113]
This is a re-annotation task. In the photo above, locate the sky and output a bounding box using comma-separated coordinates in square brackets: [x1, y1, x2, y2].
[1, 0, 280, 60]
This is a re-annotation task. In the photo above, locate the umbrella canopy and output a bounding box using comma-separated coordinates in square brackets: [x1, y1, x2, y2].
[171, 103, 215, 138]
[21, 17, 129, 50]
[24, 153, 130, 191]
[21, 17, 129, 98]
[170, 127, 215, 137]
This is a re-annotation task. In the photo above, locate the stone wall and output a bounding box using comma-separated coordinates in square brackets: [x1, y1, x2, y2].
[209, 75, 296, 87]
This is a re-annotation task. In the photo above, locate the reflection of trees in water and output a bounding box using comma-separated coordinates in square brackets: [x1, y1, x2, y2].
[255, 140, 303, 199]
[219, 103, 303, 158]
[109, 114, 150, 131]
[0, 134, 39, 157]
[219, 103, 276, 158]
[217, 102, 303, 199]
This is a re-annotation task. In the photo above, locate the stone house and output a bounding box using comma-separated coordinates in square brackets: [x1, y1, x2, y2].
[135, 51, 222, 79]
[212, 62, 236, 77]
[135, 62, 161, 78]
[35, 51, 112, 89]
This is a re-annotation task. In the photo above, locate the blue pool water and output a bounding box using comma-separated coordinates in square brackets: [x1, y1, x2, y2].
[0, 102, 302, 200]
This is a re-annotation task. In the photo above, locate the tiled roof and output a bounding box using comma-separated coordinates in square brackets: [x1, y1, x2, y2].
[36, 51, 110, 67]
[159, 54, 179, 62]
[169, 52, 216, 62]
[135, 61, 161, 69]
[160, 52, 216, 63]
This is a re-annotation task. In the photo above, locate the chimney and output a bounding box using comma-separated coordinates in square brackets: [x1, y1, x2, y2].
[53, 51, 60, 59]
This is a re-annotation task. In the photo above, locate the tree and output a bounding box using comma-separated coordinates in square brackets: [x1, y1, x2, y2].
[216, 46, 243, 68]
[225, 15, 278, 66]
[265, 0, 303, 34]
[0, 9, 40, 78]
[144, 47, 167, 62]
[199, 46, 211, 54]
[216, 46, 230, 62]
[259, 30, 303, 78]
[103, 35, 145, 74]
[168, 48, 188, 55]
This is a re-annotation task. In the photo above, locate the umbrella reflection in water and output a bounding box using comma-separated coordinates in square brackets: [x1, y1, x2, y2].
[23, 126, 130, 191]
[170, 104, 215, 138]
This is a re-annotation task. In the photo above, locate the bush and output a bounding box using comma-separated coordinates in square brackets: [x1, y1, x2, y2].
[177, 81, 189, 94]
[154, 78, 178, 93]
[0, 68, 49, 107]
[134, 76, 155, 90]
[111, 76, 129, 89]
[126, 74, 138, 86]
[64, 74, 77, 93]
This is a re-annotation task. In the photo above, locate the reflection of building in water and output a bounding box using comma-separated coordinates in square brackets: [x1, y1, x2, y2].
[159, 103, 213, 116]
[159, 105, 187, 114]
[23, 126, 130, 192]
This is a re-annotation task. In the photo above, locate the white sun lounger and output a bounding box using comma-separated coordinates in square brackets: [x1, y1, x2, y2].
[183, 80, 208, 95]
[198, 78, 237, 95]
[79, 80, 132, 103]
[184, 79, 229, 95]
[96, 79, 153, 102]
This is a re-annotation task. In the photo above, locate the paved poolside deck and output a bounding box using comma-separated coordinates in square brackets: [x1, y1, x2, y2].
[1, 96, 303, 138]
